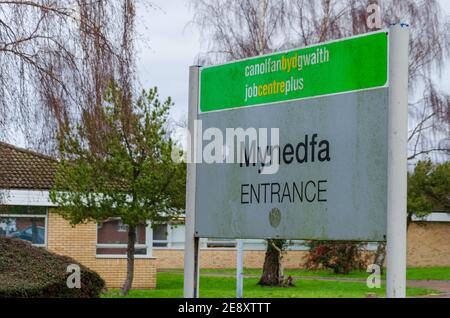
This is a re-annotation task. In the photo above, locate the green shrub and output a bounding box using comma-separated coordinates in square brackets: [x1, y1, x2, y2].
[0, 237, 105, 298]
[305, 241, 366, 274]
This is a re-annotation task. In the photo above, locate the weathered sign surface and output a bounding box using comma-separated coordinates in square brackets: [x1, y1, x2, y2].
[195, 31, 389, 241]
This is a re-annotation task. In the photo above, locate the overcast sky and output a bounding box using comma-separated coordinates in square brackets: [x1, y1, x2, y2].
[136, 0, 450, 129]
[5, 1, 450, 147]
[136, 1, 200, 126]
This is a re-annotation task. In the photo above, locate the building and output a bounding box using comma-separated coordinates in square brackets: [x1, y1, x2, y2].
[0, 142, 156, 289]
[1, 141, 449, 289]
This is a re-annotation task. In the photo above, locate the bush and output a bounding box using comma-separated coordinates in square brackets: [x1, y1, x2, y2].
[305, 241, 366, 274]
[0, 238, 105, 298]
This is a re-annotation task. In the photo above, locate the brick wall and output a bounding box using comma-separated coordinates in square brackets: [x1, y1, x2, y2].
[154, 249, 308, 269]
[407, 222, 450, 267]
[155, 222, 450, 269]
[47, 211, 156, 289]
[46, 208, 450, 286]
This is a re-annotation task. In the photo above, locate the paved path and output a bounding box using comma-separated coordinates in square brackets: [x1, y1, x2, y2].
[407, 281, 450, 298]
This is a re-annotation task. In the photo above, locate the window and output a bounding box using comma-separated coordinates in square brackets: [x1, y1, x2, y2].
[151, 223, 185, 249]
[206, 239, 236, 249]
[0, 206, 47, 246]
[152, 224, 168, 247]
[238, 239, 266, 250]
[169, 224, 185, 249]
[287, 240, 309, 251]
[116, 220, 128, 232]
[96, 218, 150, 257]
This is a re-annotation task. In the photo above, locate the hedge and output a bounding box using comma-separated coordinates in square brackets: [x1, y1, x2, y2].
[0, 237, 105, 298]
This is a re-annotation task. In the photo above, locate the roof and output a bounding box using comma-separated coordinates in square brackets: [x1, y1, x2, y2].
[0, 142, 57, 190]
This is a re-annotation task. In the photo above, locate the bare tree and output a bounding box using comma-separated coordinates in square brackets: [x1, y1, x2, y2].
[190, 0, 450, 284]
[1, 0, 146, 294]
[191, 0, 290, 63]
[0, 0, 139, 154]
[191, 0, 450, 159]
[286, 0, 450, 162]
[190, 0, 294, 286]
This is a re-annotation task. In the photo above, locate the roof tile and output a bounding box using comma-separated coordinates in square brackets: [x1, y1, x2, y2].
[0, 142, 57, 190]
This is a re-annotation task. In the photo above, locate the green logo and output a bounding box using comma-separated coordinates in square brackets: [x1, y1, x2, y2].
[200, 31, 388, 113]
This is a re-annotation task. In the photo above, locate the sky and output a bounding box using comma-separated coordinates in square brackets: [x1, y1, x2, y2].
[135, 1, 200, 126]
[136, 0, 450, 131]
[4, 0, 450, 148]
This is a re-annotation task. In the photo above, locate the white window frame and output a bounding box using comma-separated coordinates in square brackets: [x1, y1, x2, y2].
[151, 223, 172, 249]
[204, 238, 237, 250]
[116, 220, 128, 232]
[151, 223, 188, 250]
[0, 212, 48, 248]
[96, 220, 154, 259]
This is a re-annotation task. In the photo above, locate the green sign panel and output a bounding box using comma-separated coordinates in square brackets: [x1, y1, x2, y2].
[200, 31, 388, 113]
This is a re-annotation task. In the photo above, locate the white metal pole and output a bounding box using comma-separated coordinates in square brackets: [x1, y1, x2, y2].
[236, 240, 244, 298]
[386, 24, 409, 298]
[184, 65, 201, 298]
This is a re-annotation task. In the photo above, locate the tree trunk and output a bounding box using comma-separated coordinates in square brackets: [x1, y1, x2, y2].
[373, 242, 386, 275]
[372, 213, 411, 276]
[407, 212, 413, 229]
[120, 225, 136, 296]
[373, 211, 413, 276]
[258, 239, 284, 286]
[257, 0, 268, 54]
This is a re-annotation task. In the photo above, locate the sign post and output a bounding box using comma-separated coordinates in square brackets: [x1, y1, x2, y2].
[386, 24, 409, 298]
[236, 240, 244, 298]
[184, 26, 409, 298]
[184, 65, 201, 298]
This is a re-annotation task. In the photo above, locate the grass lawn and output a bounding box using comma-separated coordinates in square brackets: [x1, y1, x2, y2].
[199, 267, 450, 281]
[102, 272, 439, 298]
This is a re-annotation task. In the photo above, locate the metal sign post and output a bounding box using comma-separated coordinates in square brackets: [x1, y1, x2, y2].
[386, 24, 409, 298]
[236, 240, 244, 298]
[184, 65, 201, 298]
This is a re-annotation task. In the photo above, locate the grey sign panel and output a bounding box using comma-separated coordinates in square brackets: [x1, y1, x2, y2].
[195, 88, 388, 241]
